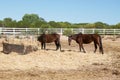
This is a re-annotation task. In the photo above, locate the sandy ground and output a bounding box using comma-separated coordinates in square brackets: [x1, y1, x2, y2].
[0, 36, 120, 80]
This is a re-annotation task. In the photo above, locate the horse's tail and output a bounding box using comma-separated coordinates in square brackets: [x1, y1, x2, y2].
[99, 36, 104, 54]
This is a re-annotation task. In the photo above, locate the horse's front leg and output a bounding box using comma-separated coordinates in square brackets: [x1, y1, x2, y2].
[41, 43, 44, 49]
[81, 44, 86, 53]
[57, 41, 61, 51]
[43, 43, 46, 50]
[79, 44, 82, 52]
[55, 41, 59, 50]
[94, 42, 97, 53]
[57, 42, 61, 51]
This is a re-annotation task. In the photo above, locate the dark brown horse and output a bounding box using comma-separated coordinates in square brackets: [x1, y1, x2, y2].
[68, 33, 104, 54]
[37, 33, 61, 51]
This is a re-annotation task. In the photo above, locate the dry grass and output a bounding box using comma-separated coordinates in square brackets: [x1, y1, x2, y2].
[0, 36, 120, 80]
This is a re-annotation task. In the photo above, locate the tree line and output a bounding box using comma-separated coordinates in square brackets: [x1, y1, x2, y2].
[0, 14, 120, 28]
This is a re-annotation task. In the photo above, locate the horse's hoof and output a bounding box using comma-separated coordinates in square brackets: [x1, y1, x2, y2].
[60, 50, 65, 52]
[56, 48, 59, 51]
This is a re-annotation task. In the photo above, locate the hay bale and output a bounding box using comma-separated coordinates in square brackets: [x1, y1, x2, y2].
[2, 42, 38, 54]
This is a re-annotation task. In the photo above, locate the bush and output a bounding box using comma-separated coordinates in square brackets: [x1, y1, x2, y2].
[63, 29, 74, 36]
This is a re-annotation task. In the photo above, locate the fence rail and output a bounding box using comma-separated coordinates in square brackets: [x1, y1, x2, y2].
[0, 28, 120, 36]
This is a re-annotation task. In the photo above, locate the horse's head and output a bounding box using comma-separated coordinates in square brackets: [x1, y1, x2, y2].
[68, 35, 72, 46]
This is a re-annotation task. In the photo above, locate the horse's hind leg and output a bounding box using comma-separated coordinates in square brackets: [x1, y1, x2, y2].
[55, 41, 59, 50]
[58, 42, 61, 51]
[94, 42, 97, 53]
[43, 43, 46, 50]
[79, 44, 82, 52]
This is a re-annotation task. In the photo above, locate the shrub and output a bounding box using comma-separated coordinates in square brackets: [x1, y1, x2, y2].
[63, 29, 74, 36]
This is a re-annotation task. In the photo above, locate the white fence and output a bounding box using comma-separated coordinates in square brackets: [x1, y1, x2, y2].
[0, 28, 120, 36]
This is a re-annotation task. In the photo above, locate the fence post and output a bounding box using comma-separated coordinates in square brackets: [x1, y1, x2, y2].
[13, 28, 15, 37]
[114, 29, 116, 38]
[93, 29, 95, 34]
[82, 28, 84, 34]
[0, 28, 2, 34]
[71, 28, 73, 34]
[38, 28, 40, 35]
[26, 28, 28, 36]
[60, 28, 63, 35]
[103, 29, 105, 35]
[114, 29, 115, 35]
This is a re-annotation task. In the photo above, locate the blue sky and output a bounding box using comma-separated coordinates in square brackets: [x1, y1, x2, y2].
[0, 0, 120, 24]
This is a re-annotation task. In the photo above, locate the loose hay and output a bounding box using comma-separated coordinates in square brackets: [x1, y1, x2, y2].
[0, 36, 120, 80]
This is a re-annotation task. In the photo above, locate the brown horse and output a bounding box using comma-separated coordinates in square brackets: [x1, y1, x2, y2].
[37, 33, 61, 51]
[68, 33, 104, 54]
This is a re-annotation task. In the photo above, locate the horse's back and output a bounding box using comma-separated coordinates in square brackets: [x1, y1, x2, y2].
[79, 34, 100, 44]
[37, 33, 60, 43]
[80, 34, 93, 43]
[91, 34, 101, 40]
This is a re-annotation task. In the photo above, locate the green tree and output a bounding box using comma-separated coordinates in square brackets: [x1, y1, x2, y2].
[94, 22, 109, 28]
[48, 21, 61, 28]
[22, 14, 39, 23]
[41, 24, 51, 28]
[58, 22, 71, 28]
[0, 20, 3, 27]
[3, 18, 12, 27]
[73, 23, 89, 28]
[32, 20, 49, 28]
[17, 21, 25, 28]
[2, 18, 17, 27]
[115, 23, 120, 28]
[10, 20, 17, 27]
[22, 14, 46, 28]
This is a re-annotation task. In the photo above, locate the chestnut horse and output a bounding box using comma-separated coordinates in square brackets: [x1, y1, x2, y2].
[68, 33, 104, 54]
[37, 33, 61, 51]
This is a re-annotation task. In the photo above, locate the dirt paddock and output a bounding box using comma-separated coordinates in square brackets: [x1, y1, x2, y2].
[0, 36, 120, 80]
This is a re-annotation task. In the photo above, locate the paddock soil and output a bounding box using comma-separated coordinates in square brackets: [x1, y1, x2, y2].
[0, 36, 120, 80]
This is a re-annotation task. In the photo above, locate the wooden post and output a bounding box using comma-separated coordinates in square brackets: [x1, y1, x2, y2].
[114, 29, 116, 39]
[60, 28, 63, 35]
[38, 28, 40, 35]
[82, 28, 84, 34]
[93, 29, 95, 34]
